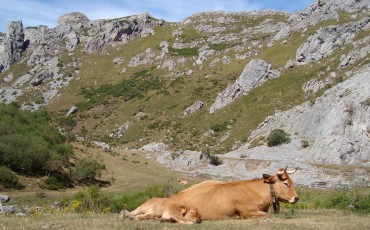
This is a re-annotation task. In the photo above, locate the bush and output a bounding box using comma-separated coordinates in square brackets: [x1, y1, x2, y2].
[0, 104, 73, 176]
[42, 176, 69, 190]
[210, 121, 230, 133]
[208, 154, 223, 166]
[301, 140, 309, 148]
[0, 166, 24, 189]
[267, 129, 291, 147]
[72, 158, 106, 184]
[74, 185, 112, 213]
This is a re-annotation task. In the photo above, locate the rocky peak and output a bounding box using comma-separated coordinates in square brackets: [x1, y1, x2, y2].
[57, 12, 90, 28]
[0, 21, 26, 72]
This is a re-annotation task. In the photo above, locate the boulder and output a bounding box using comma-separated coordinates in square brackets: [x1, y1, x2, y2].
[183, 101, 204, 116]
[66, 106, 78, 116]
[30, 71, 52, 86]
[209, 59, 280, 113]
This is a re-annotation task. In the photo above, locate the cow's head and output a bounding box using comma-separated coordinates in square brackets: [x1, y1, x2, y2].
[183, 207, 202, 224]
[263, 167, 299, 204]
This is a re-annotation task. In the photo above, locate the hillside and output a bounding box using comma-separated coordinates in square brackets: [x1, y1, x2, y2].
[0, 0, 369, 188]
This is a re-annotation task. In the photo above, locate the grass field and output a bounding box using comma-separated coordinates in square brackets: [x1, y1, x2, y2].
[1, 209, 369, 230]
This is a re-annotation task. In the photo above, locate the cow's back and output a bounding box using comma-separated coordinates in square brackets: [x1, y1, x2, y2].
[171, 179, 268, 220]
[178, 180, 223, 194]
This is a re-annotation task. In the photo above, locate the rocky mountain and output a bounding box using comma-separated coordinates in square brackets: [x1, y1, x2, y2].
[0, 0, 369, 186]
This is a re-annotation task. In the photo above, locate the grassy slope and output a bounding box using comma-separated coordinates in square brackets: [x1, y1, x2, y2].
[1, 11, 367, 155]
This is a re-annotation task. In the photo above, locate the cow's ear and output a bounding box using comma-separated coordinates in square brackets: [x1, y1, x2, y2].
[180, 206, 187, 215]
[263, 174, 271, 179]
[263, 174, 276, 184]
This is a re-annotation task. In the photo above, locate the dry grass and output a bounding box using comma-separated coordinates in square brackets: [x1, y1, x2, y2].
[1, 210, 369, 230]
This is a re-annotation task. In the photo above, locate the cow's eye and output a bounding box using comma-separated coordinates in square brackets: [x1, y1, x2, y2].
[283, 182, 289, 187]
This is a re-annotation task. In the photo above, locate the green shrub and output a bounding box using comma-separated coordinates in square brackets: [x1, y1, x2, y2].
[0, 104, 73, 176]
[40, 174, 71, 190]
[207, 154, 223, 166]
[0, 166, 24, 189]
[267, 129, 291, 147]
[72, 158, 106, 184]
[74, 185, 112, 213]
[301, 140, 309, 148]
[210, 122, 229, 133]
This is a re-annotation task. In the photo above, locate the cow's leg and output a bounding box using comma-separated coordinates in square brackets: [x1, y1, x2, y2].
[134, 213, 157, 220]
[239, 210, 270, 219]
[160, 216, 193, 224]
[126, 209, 142, 220]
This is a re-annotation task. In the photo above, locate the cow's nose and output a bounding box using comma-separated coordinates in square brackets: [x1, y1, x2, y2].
[294, 197, 299, 203]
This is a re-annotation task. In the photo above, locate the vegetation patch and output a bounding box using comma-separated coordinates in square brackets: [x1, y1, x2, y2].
[77, 70, 163, 110]
[0, 103, 72, 176]
[0, 166, 24, 189]
[209, 42, 241, 51]
[301, 140, 309, 148]
[168, 46, 199, 56]
[291, 187, 370, 215]
[207, 153, 223, 166]
[0, 103, 107, 189]
[248, 136, 266, 149]
[72, 158, 106, 185]
[266, 129, 291, 147]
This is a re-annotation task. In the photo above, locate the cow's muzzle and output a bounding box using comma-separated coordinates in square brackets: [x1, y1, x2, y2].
[292, 197, 299, 204]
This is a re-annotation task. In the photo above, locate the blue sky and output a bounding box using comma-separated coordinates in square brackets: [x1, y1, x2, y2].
[0, 0, 314, 32]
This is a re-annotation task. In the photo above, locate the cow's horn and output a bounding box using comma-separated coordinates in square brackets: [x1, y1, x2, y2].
[277, 168, 285, 175]
[286, 167, 299, 174]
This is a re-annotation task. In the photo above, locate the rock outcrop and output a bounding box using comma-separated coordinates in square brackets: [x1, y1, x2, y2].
[209, 59, 280, 113]
[249, 64, 370, 166]
[0, 21, 26, 72]
[296, 17, 369, 64]
[289, 0, 369, 29]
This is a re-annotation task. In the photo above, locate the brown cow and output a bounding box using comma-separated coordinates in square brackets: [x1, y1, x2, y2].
[124, 197, 201, 224]
[170, 167, 299, 220]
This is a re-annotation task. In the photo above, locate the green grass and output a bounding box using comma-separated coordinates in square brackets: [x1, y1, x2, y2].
[76, 69, 163, 111]
[168, 46, 199, 56]
[1, 210, 369, 230]
[291, 186, 370, 214]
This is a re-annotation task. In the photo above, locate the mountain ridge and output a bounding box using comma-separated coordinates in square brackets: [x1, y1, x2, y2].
[0, 0, 369, 186]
